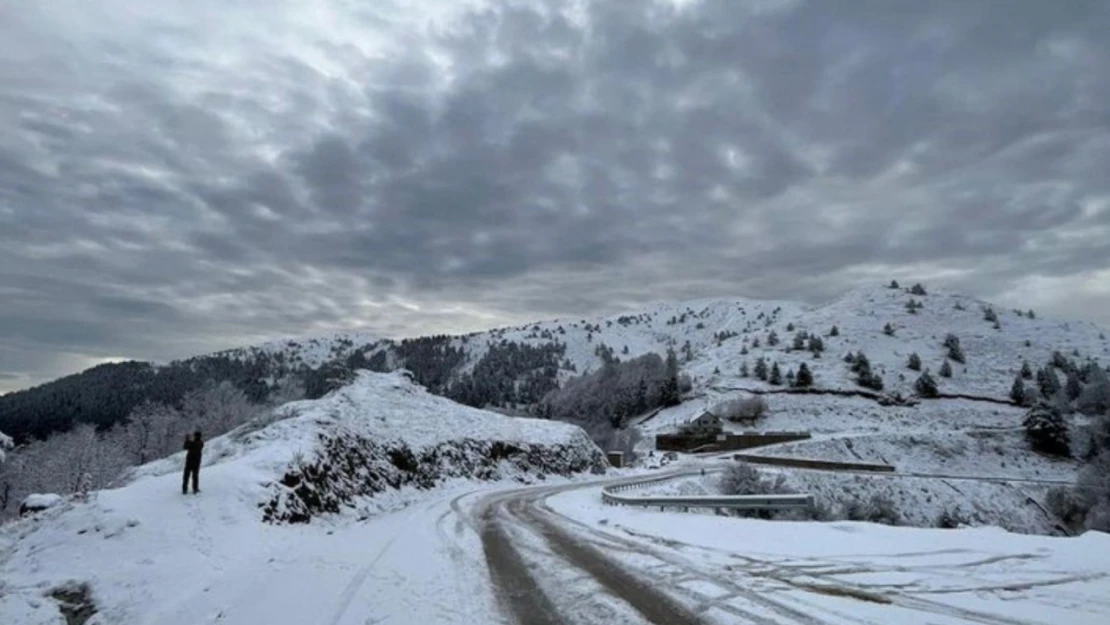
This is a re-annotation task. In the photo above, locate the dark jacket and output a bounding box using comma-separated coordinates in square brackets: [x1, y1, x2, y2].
[184, 438, 204, 468]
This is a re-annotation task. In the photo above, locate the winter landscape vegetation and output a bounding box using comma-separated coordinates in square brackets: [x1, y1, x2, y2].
[4, 0, 1110, 623]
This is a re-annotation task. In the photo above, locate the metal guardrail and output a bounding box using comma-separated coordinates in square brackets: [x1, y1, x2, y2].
[601, 472, 814, 512]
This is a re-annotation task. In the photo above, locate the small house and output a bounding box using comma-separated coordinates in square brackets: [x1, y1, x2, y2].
[606, 451, 625, 468]
[677, 410, 724, 437]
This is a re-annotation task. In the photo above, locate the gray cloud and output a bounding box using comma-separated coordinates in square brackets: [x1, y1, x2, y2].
[2, 0, 1110, 392]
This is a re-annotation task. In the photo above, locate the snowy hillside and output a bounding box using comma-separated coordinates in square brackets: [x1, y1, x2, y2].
[0, 371, 605, 623]
[206, 282, 1109, 406]
[687, 284, 1109, 400]
[213, 330, 383, 370]
[7, 281, 1108, 448]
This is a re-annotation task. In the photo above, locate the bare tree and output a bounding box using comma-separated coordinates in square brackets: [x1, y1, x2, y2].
[182, 382, 261, 437]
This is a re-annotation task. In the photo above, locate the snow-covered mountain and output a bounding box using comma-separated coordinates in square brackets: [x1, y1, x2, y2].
[4, 282, 1108, 445]
[0, 370, 606, 623]
[225, 282, 1110, 404]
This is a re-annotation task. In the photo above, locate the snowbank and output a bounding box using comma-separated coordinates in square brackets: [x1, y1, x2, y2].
[19, 493, 64, 514]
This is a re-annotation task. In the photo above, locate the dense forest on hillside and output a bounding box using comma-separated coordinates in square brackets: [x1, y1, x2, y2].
[0, 354, 284, 444]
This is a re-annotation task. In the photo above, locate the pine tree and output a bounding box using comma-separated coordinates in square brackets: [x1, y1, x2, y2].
[661, 348, 681, 406]
[939, 359, 953, 378]
[1065, 370, 1082, 401]
[786, 369, 796, 385]
[795, 363, 814, 388]
[829, 325, 839, 337]
[767, 331, 779, 346]
[1039, 366, 1061, 399]
[910, 283, 927, 296]
[808, 336, 824, 353]
[1077, 365, 1110, 415]
[769, 362, 782, 386]
[786, 323, 795, 331]
[943, 334, 965, 364]
[1010, 375, 1027, 405]
[883, 322, 895, 336]
[915, 370, 939, 398]
[907, 352, 922, 371]
[851, 351, 870, 374]
[983, 307, 998, 323]
[754, 357, 769, 381]
[793, 332, 806, 350]
[739, 361, 750, 377]
[889, 280, 900, 289]
[1020, 361, 1033, 380]
[1022, 402, 1070, 457]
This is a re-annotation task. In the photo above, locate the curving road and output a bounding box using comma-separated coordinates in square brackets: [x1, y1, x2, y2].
[473, 473, 710, 625]
[453, 464, 1080, 625]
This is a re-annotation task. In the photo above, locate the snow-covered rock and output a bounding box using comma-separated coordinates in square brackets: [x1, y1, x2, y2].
[18, 493, 64, 516]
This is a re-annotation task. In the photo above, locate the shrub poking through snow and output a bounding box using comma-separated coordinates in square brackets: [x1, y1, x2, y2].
[263, 435, 605, 524]
[1022, 401, 1071, 458]
[910, 283, 927, 296]
[1077, 367, 1110, 415]
[943, 334, 965, 364]
[935, 506, 971, 529]
[907, 352, 922, 371]
[1011, 375, 1028, 406]
[915, 370, 939, 398]
[718, 462, 796, 519]
[939, 359, 953, 378]
[844, 494, 901, 526]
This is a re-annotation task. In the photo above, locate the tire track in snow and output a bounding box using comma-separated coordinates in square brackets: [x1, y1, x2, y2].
[321, 536, 397, 625]
[530, 481, 1066, 625]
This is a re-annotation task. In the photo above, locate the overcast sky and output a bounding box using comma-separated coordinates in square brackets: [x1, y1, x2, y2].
[2, 0, 1109, 393]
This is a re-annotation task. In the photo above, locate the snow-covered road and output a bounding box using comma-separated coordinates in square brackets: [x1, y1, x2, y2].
[465, 471, 1110, 625]
[5, 468, 1110, 624]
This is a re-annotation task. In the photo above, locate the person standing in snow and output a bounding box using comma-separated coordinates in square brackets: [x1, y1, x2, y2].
[182, 430, 204, 495]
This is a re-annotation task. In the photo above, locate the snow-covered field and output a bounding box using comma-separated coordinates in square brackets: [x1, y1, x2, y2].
[548, 486, 1110, 624]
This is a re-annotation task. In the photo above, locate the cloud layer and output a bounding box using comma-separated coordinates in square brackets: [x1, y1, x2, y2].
[2, 0, 1109, 391]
